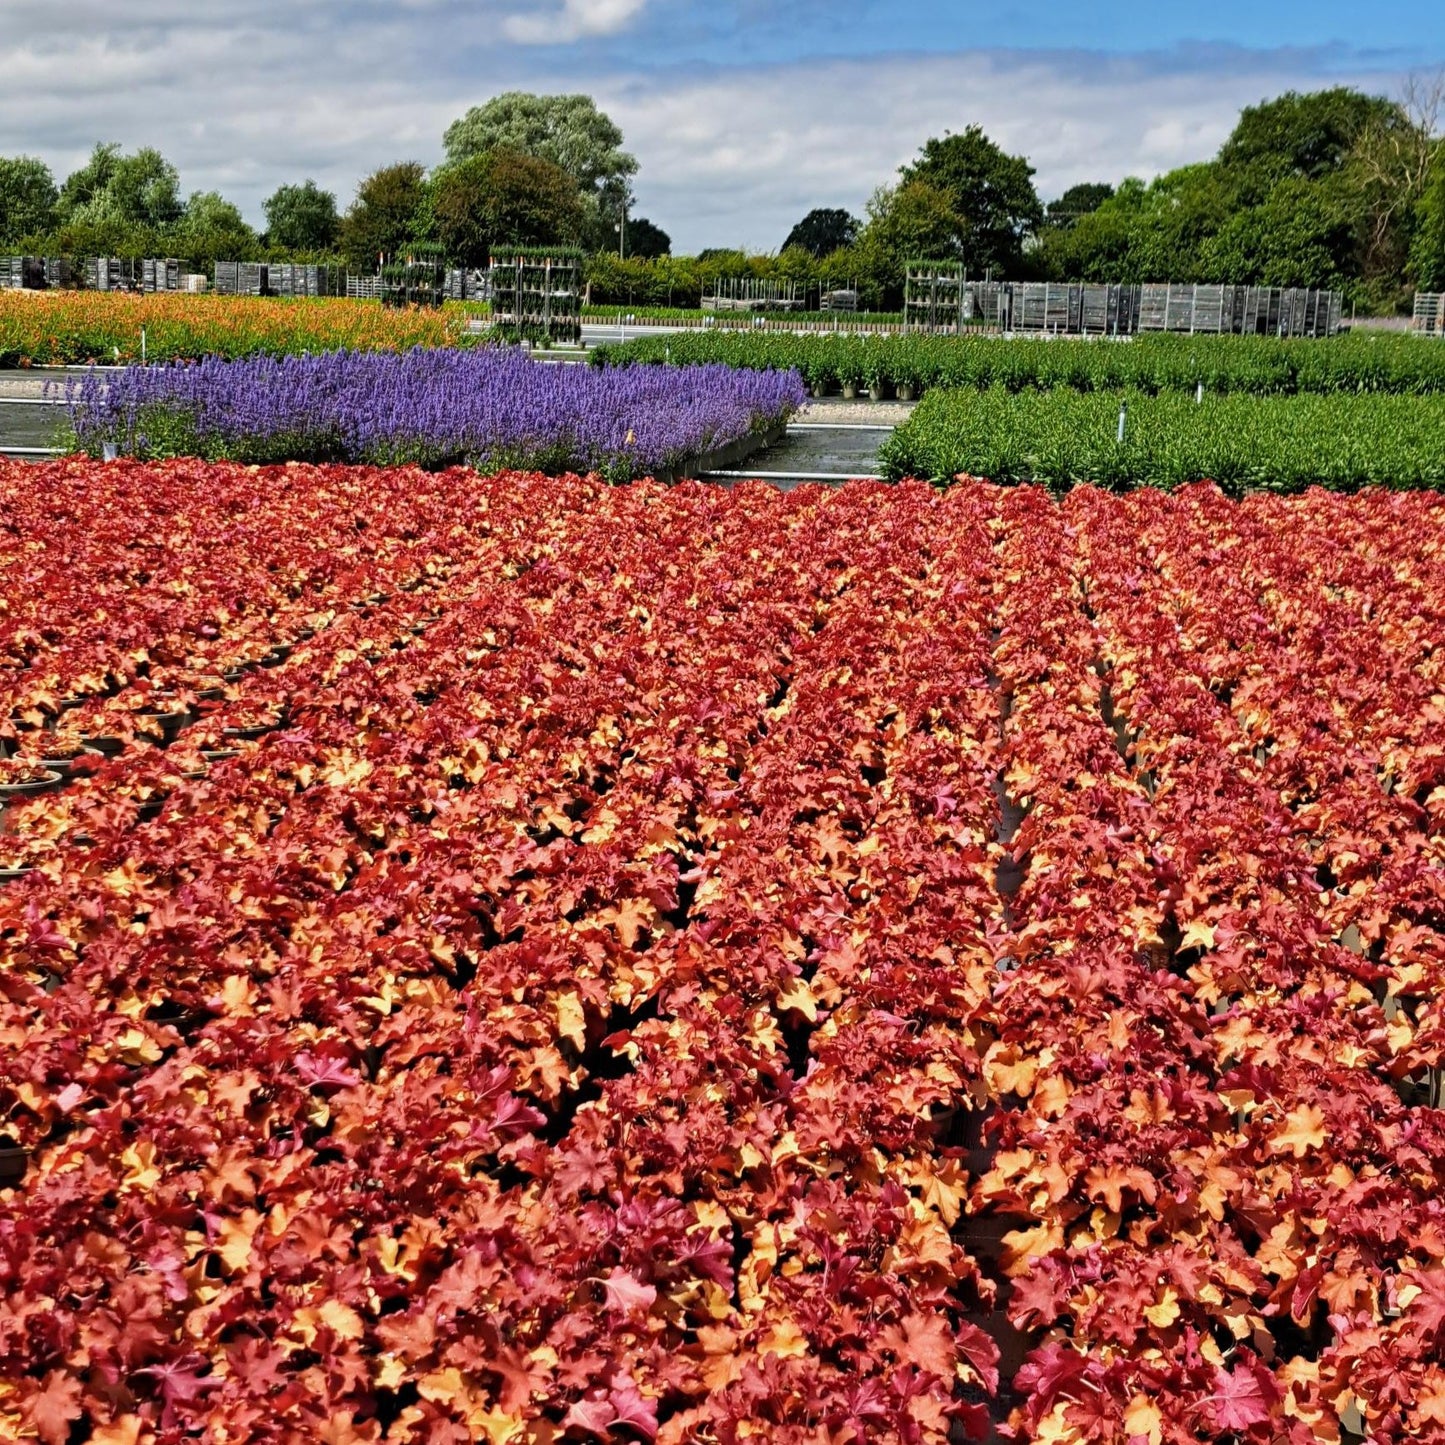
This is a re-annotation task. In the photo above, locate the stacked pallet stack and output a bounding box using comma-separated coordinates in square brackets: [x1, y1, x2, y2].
[1, 258, 48, 290]
[141, 259, 185, 293]
[85, 258, 141, 292]
[238, 263, 269, 297]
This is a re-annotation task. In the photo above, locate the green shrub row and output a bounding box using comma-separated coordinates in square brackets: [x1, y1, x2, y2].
[592, 331, 1445, 396]
[579, 305, 907, 325]
[879, 387, 1445, 493]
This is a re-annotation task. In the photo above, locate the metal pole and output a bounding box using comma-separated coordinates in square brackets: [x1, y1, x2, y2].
[1117, 402, 1127, 443]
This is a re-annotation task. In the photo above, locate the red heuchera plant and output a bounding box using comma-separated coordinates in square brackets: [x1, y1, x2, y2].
[1, 458, 1443, 1444]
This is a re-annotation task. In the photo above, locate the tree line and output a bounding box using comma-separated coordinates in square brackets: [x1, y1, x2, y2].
[2, 82, 1442, 311]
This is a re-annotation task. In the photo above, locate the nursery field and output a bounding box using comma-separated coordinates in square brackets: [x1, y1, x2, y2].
[879, 387, 1445, 492]
[0, 292, 484, 367]
[592, 330, 1445, 397]
[2, 458, 1444, 1444]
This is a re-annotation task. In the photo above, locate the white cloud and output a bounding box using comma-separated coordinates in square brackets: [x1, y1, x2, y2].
[601, 48, 1401, 250]
[0, 13, 1403, 251]
[503, 0, 649, 44]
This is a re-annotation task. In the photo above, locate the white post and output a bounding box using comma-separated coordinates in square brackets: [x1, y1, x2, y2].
[1196, 381, 1203, 405]
[1117, 402, 1127, 444]
[141, 327, 147, 365]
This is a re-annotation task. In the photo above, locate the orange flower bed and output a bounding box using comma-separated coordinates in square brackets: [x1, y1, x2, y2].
[0, 290, 477, 366]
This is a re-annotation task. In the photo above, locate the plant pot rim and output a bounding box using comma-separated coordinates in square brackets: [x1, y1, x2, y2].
[0, 769, 62, 796]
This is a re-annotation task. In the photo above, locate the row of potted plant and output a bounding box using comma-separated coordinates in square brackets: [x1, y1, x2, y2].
[1, 464, 1443, 1442]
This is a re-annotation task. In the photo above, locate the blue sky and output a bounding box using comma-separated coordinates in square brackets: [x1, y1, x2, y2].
[530, 0, 1441, 65]
[1, 1, 1440, 252]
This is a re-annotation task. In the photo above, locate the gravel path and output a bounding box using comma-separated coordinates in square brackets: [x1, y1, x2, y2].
[0, 377, 62, 400]
[795, 398, 914, 426]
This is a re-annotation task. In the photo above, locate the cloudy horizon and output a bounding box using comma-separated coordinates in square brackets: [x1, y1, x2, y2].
[1, 0, 1441, 253]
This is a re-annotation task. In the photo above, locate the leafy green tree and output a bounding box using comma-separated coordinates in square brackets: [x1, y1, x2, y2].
[179, 191, 249, 235]
[1220, 87, 1400, 202]
[174, 191, 260, 272]
[1410, 144, 1445, 291]
[848, 181, 966, 306]
[263, 181, 340, 252]
[1044, 182, 1114, 229]
[1039, 165, 1230, 283]
[782, 208, 859, 257]
[57, 144, 183, 229]
[0, 157, 58, 246]
[623, 216, 670, 259]
[899, 127, 1043, 274]
[424, 150, 583, 268]
[341, 162, 427, 272]
[1199, 177, 1357, 288]
[443, 93, 636, 196]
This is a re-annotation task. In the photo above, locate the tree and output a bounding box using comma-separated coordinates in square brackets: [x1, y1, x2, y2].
[782, 208, 859, 257]
[179, 191, 249, 235]
[899, 127, 1043, 274]
[57, 144, 183, 229]
[263, 181, 340, 252]
[1349, 71, 1445, 298]
[341, 162, 427, 272]
[861, 181, 965, 259]
[1199, 177, 1357, 289]
[1037, 166, 1229, 283]
[853, 181, 965, 306]
[1044, 183, 1114, 229]
[1219, 87, 1400, 203]
[624, 217, 670, 259]
[1410, 143, 1445, 291]
[174, 191, 260, 272]
[0, 157, 58, 246]
[424, 150, 584, 269]
[443, 93, 637, 197]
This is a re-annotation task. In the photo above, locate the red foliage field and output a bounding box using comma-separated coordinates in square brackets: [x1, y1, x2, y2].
[1, 459, 1444, 1445]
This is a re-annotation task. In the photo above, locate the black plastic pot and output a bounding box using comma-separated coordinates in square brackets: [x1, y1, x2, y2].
[0, 769, 63, 799]
[81, 735, 126, 757]
[41, 747, 103, 774]
[0, 1140, 29, 1188]
[136, 710, 192, 743]
[223, 718, 282, 741]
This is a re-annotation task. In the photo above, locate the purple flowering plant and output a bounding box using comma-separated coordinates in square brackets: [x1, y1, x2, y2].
[65, 347, 806, 482]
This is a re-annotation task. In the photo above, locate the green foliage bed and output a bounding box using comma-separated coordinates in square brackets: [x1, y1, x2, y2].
[879, 386, 1445, 492]
[592, 332, 1445, 397]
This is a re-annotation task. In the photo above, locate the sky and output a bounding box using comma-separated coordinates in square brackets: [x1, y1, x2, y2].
[1, 0, 1442, 253]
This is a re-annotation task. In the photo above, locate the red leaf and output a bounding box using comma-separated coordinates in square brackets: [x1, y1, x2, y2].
[1405, 1268, 1445, 1340]
[1208, 1359, 1279, 1432]
[597, 1267, 657, 1315]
